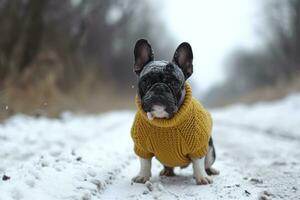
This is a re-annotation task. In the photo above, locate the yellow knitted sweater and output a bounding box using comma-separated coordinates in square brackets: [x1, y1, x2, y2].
[131, 83, 213, 167]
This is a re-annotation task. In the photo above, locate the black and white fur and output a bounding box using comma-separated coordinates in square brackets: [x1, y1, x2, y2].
[132, 39, 219, 185]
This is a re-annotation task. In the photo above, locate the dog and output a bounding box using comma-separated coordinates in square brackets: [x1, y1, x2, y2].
[131, 39, 219, 185]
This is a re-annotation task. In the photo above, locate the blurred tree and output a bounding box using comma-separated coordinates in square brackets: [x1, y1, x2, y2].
[262, 0, 300, 79]
[19, 0, 45, 71]
[0, 0, 24, 79]
[204, 0, 300, 106]
[0, 0, 174, 89]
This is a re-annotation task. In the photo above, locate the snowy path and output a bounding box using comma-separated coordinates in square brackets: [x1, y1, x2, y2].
[101, 119, 300, 200]
[1, 95, 300, 200]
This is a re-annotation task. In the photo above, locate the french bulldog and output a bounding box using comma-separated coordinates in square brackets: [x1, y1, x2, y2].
[131, 39, 219, 185]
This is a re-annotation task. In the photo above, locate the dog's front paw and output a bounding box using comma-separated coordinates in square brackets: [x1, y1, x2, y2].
[194, 176, 213, 185]
[132, 175, 150, 184]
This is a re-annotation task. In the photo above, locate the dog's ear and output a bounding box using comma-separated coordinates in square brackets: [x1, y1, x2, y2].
[134, 39, 154, 75]
[172, 42, 193, 79]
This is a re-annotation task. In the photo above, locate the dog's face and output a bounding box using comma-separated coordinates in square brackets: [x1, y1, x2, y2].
[133, 39, 194, 120]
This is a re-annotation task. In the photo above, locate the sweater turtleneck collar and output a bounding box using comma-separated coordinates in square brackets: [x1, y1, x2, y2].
[135, 82, 193, 127]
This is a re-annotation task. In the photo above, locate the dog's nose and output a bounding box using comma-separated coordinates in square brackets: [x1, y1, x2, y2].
[151, 105, 165, 112]
[148, 105, 169, 119]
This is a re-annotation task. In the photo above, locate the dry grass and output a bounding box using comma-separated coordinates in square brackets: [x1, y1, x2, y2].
[221, 76, 300, 107]
[0, 51, 137, 121]
[0, 71, 135, 121]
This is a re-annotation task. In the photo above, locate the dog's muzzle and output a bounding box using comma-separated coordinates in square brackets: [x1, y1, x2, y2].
[141, 83, 178, 119]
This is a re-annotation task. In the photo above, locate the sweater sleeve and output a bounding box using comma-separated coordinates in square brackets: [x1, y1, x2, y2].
[185, 101, 212, 160]
[131, 114, 154, 159]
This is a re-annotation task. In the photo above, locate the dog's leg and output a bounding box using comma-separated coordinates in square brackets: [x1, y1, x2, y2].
[205, 138, 220, 175]
[132, 157, 152, 184]
[206, 167, 220, 175]
[159, 166, 176, 176]
[192, 157, 213, 185]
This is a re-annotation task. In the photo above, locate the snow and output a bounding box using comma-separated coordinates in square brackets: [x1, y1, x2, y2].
[213, 94, 300, 140]
[1, 95, 300, 199]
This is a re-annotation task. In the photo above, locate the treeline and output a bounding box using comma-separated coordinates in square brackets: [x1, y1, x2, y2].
[204, 0, 300, 106]
[0, 0, 174, 90]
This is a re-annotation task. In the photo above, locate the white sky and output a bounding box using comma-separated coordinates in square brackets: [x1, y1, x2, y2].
[162, 0, 260, 91]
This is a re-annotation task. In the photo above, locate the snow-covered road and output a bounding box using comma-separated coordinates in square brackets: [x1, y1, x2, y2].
[0, 95, 300, 200]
